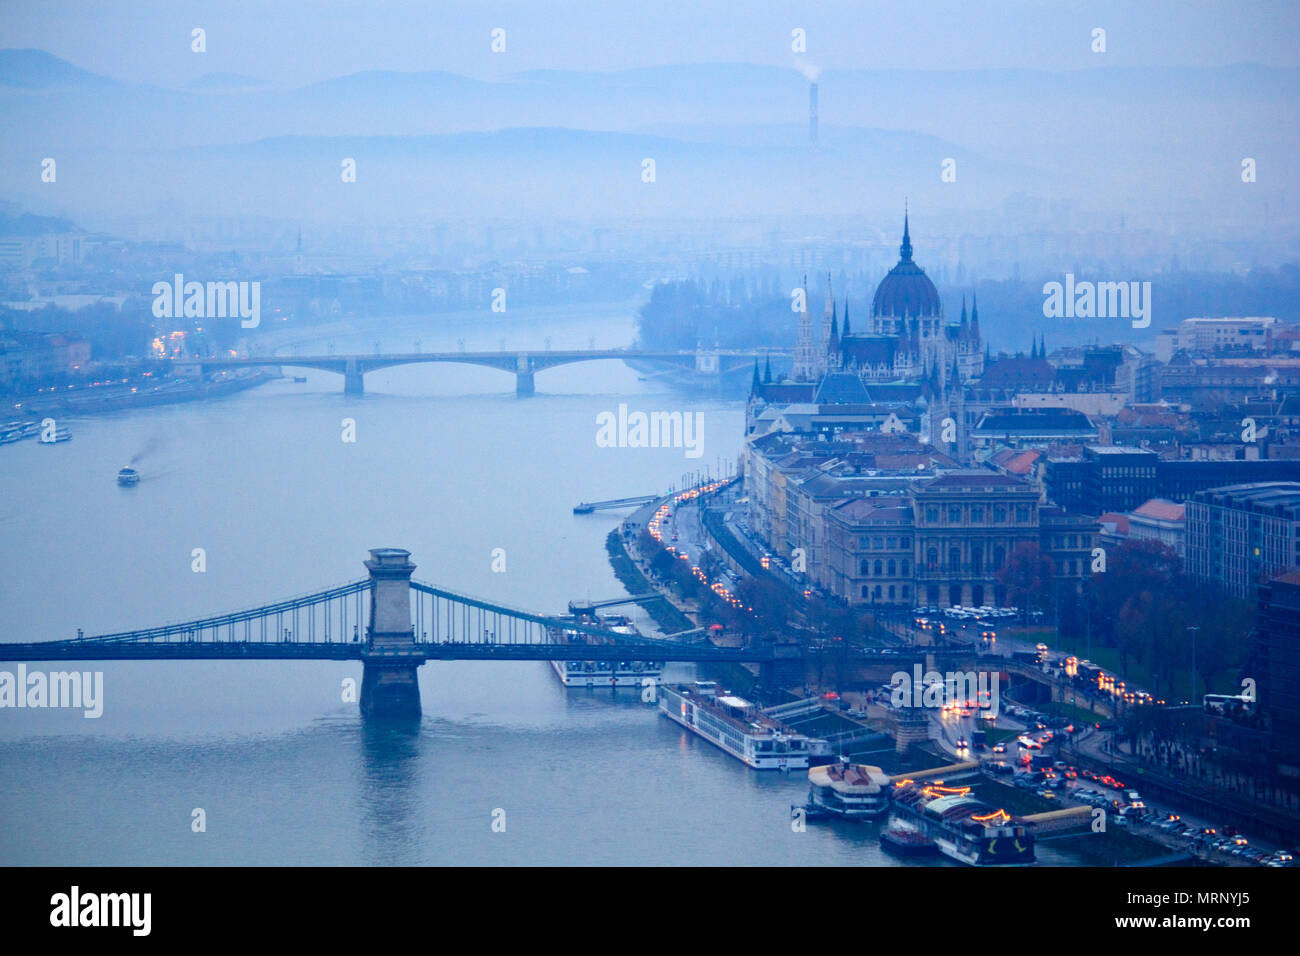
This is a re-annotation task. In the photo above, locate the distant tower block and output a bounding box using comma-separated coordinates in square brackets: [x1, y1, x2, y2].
[809, 82, 819, 144]
[360, 548, 422, 717]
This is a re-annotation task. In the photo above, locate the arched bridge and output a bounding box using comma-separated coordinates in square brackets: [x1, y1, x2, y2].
[183, 348, 790, 396]
[0, 548, 796, 716]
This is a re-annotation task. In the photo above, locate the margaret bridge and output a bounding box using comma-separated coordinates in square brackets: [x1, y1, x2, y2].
[182, 347, 791, 396]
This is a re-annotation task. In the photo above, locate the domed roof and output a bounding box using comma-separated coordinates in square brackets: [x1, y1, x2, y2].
[871, 214, 942, 318]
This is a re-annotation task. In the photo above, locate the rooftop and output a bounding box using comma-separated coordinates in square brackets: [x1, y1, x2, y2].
[1132, 498, 1186, 522]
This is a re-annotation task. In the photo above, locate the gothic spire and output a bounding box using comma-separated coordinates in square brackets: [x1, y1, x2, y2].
[764, 352, 772, 383]
[751, 359, 761, 394]
[900, 203, 913, 261]
[842, 300, 851, 337]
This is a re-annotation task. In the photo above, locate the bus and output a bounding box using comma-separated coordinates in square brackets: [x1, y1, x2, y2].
[1204, 694, 1255, 717]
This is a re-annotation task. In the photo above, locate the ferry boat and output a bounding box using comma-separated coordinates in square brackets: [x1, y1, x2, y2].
[40, 427, 72, 443]
[880, 825, 939, 857]
[660, 681, 814, 770]
[800, 757, 892, 820]
[889, 779, 1035, 866]
[548, 614, 662, 688]
[117, 467, 141, 486]
[2, 421, 40, 441]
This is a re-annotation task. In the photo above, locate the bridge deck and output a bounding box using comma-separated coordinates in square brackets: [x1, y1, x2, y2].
[0, 640, 776, 663]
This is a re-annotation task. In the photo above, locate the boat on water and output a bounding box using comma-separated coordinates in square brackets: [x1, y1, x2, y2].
[889, 778, 1036, 866]
[880, 825, 939, 856]
[40, 427, 72, 443]
[292, 376, 307, 383]
[660, 681, 814, 770]
[117, 467, 140, 486]
[1, 421, 39, 443]
[548, 614, 662, 688]
[798, 757, 892, 820]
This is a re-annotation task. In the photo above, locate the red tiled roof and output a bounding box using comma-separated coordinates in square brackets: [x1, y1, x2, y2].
[1132, 498, 1186, 522]
[1098, 512, 1130, 534]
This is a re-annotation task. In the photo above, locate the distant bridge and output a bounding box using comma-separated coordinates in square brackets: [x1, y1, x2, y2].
[0, 548, 797, 717]
[180, 348, 790, 396]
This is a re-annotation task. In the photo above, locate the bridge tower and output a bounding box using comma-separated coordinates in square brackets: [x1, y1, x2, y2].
[360, 548, 421, 717]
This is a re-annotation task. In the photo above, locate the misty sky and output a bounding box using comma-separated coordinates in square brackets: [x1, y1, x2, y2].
[3, 0, 1298, 87]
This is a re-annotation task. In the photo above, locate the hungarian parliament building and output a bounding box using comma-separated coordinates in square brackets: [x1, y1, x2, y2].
[792, 212, 985, 388]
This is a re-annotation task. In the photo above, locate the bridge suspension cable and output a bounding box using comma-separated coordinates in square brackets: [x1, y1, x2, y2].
[59, 579, 372, 646]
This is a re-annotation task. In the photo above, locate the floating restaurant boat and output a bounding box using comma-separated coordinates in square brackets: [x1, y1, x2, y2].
[660, 681, 814, 770]
[116, 467, 140, 486]
[548, 614, 662, 688]
[889, 778, 1035, 866]
[799, 757, 892, 820]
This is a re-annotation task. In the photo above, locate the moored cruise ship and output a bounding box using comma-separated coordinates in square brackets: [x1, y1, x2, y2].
[890, 779, 1035, 866]
[660, 681, 813, 770]
[548, 614, 663, 688]
[801, 757, 892, 819]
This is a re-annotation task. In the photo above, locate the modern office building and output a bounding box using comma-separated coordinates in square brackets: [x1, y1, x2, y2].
[1255, 571, 1300, 768]
[1186, 483, 1300, 599]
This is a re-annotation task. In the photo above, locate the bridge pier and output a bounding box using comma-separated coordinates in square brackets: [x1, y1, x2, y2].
[344, 359, 364, 397]
[758, 641, 805, 691]
[360, 548, 422, 717]
[515, 370, 535, 397]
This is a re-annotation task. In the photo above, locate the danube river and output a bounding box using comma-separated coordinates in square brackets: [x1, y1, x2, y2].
[0, 301, 1071, 866]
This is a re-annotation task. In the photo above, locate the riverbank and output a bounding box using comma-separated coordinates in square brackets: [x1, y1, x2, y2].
[8, 369, 280, 418]
[604, 528, 695, 635]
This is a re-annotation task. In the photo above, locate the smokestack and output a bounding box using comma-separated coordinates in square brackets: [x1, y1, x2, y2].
[809, 82, 819, 144]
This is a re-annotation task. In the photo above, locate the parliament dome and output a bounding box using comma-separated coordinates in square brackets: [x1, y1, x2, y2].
[871, 214, 942, 319]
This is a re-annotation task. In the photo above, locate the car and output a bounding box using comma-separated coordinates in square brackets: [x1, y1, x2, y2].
[955, 738, 969, 749]
[1036, 789, 1058, 801]
[992, 743, 1006, 753]
[1113, 815, 1129, 827]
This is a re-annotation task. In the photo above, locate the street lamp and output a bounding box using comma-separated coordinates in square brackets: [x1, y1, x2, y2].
[1186, 625, 1200, 703]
